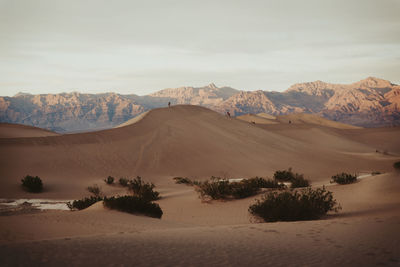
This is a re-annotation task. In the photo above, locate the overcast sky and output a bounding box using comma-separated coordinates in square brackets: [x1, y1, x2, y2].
[0, 0, 399, 96]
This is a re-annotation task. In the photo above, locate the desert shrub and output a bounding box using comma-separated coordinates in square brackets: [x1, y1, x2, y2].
[103, 196, 163, 219]
[67, 196, 103, 210]
[249, 187, 341, 222]
[173, 177, 192, 185]
[104, 176, 115, 185]
[230, 180, 260, 199]
[128, 176, 160, 201]
[247, 177, 285, 189]
[173, 177, 201, 186]
[87, 184, 102, 197]
[195, 177, 231, 200]
[21, 175, 43, 193]
[394, 161, 400, 171]
[273, 168, 295, 182]
[273, 169, 310, 188]
[290, 175, 310, 188]
[195, 176, 284, 200]
[330, 173, 357, 185]
[119, 177, 129, 187]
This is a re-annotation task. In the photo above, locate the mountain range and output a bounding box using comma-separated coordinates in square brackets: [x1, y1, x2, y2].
[0, 77, 399, 132]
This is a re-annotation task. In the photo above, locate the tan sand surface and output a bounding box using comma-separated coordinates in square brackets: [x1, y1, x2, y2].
[236, 113, 278, 124]
[1, 105, 398, 199]
[276, 113, 361, 129]
[0, 123, 59, 138]
[114, 111, 149, 128]
[0, 105, 399, 266]
[0, 173, 399, 266]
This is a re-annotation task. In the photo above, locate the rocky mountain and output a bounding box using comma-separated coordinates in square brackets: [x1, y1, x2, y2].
[218, 77, 399, 127]
[0, 84, 238, 132]
[0, 77, 399, 132]
[149, 83, 238, 106]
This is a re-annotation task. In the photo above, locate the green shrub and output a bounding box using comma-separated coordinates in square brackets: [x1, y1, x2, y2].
[87, 184, 102, 197]
[103, 196, 163, 219]
[394, 161, 400, 171]
[249, 187, 341, 222]
[128, 176, 160, 201]
[21, 175, 43, 193]
[104, 176, 115, 185]
[67, 196, 103, 210]
[119, 177, 129, 187]
[273, 168, 295, 182]
[290, 175, 310, 188]
[330, 173, 357, 185]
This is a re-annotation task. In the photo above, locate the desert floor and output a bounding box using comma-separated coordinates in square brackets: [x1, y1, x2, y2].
[0, 105, 399, 266]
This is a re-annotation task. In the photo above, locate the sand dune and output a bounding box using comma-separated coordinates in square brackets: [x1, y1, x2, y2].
[0, 172, 399, 266]
[0, 105, 398, 199]
[276, 113, 362, 129]
[236, 113, 278, 124]
[237, 112, 361, 129]
[0, 123, 59, 138]
[114, 111, 149, 128]
[1, 105, 400, 266]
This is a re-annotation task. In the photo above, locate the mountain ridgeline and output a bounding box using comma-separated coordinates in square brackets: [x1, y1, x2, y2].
[0, 77, 399, 132]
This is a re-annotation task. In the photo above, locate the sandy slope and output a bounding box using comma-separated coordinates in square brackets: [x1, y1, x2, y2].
[0, 105, 400, 266]
[114, 111, 149, 128]
[236, 113, 278, 124]
[237, 112, 361, 129]
[0, 173, 399, 266]
[0, 105, 398, 199]
[276, 113, 361, 129]
[0, 123, 59, 138]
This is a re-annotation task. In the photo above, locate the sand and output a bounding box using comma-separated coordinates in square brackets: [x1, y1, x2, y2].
[0, 123, 59, 138]
[0, 105, 399, 266]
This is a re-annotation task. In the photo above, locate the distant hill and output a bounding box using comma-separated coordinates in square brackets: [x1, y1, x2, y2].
[0, 77, 399, 132]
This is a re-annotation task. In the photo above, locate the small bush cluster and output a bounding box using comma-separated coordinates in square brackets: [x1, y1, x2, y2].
[196, 178, 232, 200]
[273, 168, 295, 182]
[273, 168, 311, 188]
[87, 184, 102, 197]
[331, 173, 357, 185]
[173, 177, 200, 186]
[129, 176, 160, 201]
[103, 196, 163, 219]
[104, 176, 115, 185]
[249, 187, 341, 222]
[290, 175, 310, 188]
[247, 177, 285, 189]
[394, 161, 400, 171]
[119, 177, 129, 187]
[21, 175, 43, 193]
[173, 177, 192, 185]
[67, 196, 103, 210]
[195, 176, 285, 200]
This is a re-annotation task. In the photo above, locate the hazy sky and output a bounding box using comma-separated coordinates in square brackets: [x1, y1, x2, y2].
[0, 0, 399, 96]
